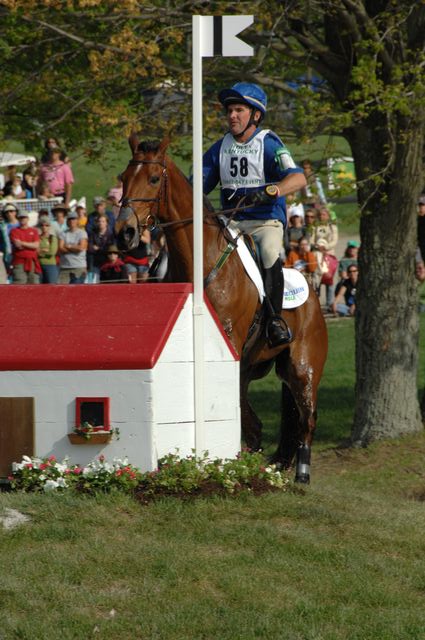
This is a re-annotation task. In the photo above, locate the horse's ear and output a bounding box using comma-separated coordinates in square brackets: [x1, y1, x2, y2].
[158, 137, 170, 157]
[129, 132, 140, 155]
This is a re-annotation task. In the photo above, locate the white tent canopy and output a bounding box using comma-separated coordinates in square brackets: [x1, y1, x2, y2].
[0, 152, 36, 168]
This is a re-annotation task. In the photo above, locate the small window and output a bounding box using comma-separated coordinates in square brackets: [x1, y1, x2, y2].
[76, 397, 110, 431]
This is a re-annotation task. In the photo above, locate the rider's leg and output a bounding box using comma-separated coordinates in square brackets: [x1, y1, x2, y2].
[263, 259, 292, 346]
[239, 220, 292, 347]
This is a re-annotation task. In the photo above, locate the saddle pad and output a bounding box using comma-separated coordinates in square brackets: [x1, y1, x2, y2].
[223, 220, 309, 309]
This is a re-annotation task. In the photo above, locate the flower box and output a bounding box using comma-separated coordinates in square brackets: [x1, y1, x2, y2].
[68, 432, 112, 445]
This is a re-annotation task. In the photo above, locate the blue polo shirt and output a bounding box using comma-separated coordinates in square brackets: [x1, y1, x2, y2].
[202, 128, 303, 224]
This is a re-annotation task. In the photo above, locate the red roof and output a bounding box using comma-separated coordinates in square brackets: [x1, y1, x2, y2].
[0, 284, 193, 370]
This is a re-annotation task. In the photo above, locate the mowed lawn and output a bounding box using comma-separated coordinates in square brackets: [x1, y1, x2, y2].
[1, 318, 425, 640]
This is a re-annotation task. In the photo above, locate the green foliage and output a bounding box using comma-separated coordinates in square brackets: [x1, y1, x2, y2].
[9, 451, 290, 500]
[137, 450, 289, 501]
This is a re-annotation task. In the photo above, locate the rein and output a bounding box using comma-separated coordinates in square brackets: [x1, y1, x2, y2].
[120, 156, 251, 287]
[120, 157, 255, 231]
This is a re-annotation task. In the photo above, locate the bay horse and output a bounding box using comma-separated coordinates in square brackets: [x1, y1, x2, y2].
[115, 134, 328, 483]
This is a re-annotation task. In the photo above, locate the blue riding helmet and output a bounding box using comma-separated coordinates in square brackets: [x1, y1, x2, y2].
[218, 82, 267, 115]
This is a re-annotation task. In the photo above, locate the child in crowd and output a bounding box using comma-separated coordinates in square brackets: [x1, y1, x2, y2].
[285, 236, 318, 284]
[99, 244, 128, 283]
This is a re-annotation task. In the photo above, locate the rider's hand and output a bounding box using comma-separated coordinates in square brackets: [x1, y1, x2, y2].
[247, 184, 280, 206]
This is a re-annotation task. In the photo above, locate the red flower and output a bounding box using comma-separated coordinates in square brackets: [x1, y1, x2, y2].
[98, 454, 105, 463]
[73, 467, 82, 475]
[48, 455, 56, 463]
[39, 463, 48, 471]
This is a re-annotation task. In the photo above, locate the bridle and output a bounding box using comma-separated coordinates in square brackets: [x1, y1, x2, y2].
[119, 158, 168, 234]
[118, 155, 262, 287]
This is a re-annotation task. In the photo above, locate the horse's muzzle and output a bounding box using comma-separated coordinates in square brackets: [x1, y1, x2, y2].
[116, 225, 139, 251]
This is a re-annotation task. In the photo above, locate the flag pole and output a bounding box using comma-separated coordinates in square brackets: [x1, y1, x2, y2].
[192, 15, 205, 456]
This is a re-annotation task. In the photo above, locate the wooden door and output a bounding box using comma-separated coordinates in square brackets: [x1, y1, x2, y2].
[0, 397, 34, 477]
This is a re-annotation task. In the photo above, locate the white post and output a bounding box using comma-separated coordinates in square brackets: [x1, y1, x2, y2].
[192, 15, 205, 456]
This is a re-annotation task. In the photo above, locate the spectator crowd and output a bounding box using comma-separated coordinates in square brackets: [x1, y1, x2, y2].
[0, 137, 164, 286]
[0, 143, 373, 318]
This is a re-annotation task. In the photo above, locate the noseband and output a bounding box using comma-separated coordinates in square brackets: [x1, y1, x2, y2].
[120, 158, 167, 232]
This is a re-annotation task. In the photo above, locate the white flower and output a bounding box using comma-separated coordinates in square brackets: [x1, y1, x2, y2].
[44, 479, 59, 492]
[56, 477, 67, 488]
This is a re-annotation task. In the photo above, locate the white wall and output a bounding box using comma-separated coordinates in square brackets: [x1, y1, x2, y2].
[0, 296, 241, 471]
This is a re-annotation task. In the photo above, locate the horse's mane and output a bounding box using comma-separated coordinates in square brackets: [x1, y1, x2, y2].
[137, 139, 215, 213]
[137, 140, 161, 153]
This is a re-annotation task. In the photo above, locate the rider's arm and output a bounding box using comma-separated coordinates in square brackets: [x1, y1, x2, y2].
[201, 139, 222, 194]
[264, 134, 306, 197]
[275, 172, 307, 198]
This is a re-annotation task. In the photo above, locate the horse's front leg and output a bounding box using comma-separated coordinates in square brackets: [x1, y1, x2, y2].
[240, 371, 263, 451]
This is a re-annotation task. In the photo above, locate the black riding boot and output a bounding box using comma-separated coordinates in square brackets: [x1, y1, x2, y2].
[264, 259, 292, 347]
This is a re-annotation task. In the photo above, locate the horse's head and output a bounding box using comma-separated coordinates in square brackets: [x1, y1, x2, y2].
[115, 133, 170, 251]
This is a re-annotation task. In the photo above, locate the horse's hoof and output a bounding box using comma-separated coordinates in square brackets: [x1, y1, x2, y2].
[295, 473, 310, 484]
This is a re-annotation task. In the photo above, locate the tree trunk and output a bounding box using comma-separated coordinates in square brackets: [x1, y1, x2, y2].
[349, 118, 424, 445]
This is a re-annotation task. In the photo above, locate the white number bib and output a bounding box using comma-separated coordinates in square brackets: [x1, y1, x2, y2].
[219, 130, 270, 191]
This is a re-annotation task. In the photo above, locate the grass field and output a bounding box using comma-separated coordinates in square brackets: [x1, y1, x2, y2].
[1, 317, 425, 640]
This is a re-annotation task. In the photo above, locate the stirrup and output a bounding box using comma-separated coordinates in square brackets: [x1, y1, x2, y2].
[266, 316, 293, 347]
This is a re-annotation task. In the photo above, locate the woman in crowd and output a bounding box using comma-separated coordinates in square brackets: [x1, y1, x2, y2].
[314, 238, 338, 311]
[41, 137, 69, 164]
[87, 212, 114, 283]
[123, 228, 151, 283]
[22, 168, 37, 199]
[37, 216, 59, 284]
[310, 206, 338, 254]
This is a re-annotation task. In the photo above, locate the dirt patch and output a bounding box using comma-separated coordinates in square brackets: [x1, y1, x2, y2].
[134, 478, 282, 505]
[0, 508, 31, 530]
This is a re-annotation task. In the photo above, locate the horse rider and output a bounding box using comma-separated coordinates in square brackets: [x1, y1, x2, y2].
[202, 81, 307, 347]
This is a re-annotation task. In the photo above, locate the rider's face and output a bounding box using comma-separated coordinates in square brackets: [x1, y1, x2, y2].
[226, 103, 257, 138]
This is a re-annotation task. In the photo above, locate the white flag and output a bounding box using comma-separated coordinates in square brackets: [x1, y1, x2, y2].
[199, 15, 254, 57]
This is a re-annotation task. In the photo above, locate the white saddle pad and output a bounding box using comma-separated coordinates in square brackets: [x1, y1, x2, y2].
[227, 223, 309, 309]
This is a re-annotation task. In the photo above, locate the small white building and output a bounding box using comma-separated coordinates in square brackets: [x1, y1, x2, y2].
[0, 283, 240, 476]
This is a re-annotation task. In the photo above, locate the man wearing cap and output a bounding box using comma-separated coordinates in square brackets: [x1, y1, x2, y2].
[10, 211, 41, 284]
[58, 211, 88, 284]
[338, 240, 359, 281]
[201, 82, 306, 347]
[2, 203, 19, 234]
[86, 197, 115, 235]
[38, 147, 74, 207]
